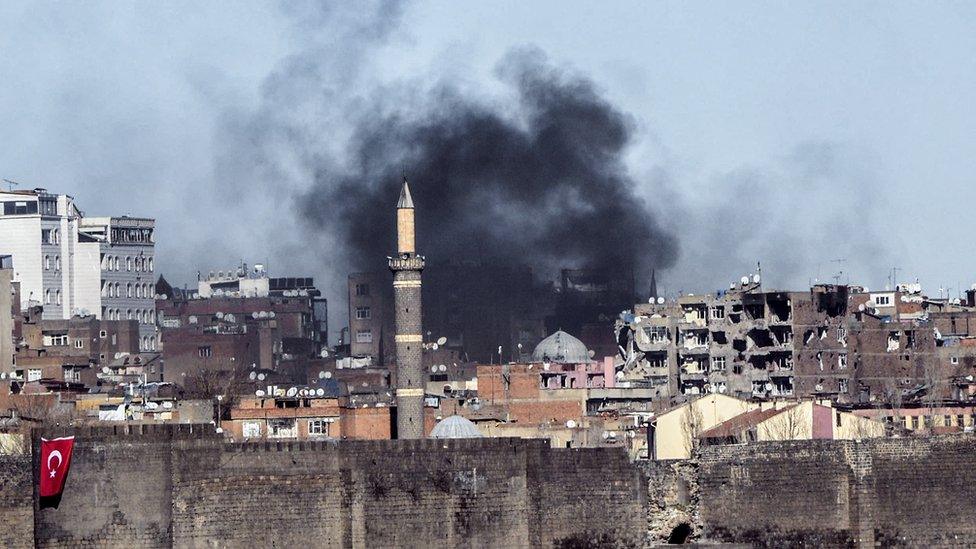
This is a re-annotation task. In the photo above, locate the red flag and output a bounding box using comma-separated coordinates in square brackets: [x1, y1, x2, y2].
[40, 436, 75, 498]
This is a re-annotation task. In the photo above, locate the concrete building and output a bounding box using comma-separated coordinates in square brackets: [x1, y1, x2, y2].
[389, 180, 425, 438]
[1, 256, 13, 376]
[0, 189, 157, 351]
[347, 271, 393, 364]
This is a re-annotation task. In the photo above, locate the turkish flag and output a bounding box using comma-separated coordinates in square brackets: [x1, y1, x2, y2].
[40, 436, 75, 499]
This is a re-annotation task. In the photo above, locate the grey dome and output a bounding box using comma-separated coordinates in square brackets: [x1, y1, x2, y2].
[532, 330, 593, 363]
[430, 415, 484, 439]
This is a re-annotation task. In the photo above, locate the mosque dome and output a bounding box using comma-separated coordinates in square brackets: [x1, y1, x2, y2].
[430, 415, 484, 439]
[532, 330, 593, 364]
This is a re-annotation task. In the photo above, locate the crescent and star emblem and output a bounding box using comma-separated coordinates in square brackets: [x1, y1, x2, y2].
[47, 450, 63, 478]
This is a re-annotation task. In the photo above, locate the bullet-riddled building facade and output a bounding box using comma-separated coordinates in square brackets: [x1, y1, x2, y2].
[617, 278, 976, 405]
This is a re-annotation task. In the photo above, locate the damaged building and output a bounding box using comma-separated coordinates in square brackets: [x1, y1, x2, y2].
[616, 277, 976, 406]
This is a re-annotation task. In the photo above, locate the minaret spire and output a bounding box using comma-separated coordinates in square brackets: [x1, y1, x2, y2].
[396, 179, 416, 255]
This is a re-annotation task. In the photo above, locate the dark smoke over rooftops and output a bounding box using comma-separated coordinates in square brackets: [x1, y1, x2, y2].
[300, 48, 678, 282]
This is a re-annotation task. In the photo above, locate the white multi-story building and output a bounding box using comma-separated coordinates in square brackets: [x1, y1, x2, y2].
[0, 188, 157, 350]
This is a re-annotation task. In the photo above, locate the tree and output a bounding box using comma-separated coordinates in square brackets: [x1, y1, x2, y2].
[762, 403, 807, 440]
[680, 400, 704, 456]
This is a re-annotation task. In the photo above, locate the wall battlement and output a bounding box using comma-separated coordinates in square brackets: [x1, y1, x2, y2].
[18, 428, 646, 548]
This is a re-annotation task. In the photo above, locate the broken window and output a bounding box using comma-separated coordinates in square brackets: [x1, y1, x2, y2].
[711, 306, 725, 320]
[838, 354, 848, 369]
[767, 297, 791, 322]
[818, 327, 828, 340]
[839, 379, 848, 393]
[711, 331, 728, 345]
[817, 351, 824, 370]
[711, 356, 726, 371]
[746, 328, 773, 348]
[887, 332, 900, 352]
[642, 325, 669, 344]
[804, 330, 815, 345]
[905, 330, 916, 349]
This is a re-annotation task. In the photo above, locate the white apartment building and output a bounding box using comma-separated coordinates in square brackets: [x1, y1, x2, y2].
[0, 188, 158, 350]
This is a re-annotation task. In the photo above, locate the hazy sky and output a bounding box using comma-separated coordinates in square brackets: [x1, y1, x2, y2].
[2, 1, 974, 333]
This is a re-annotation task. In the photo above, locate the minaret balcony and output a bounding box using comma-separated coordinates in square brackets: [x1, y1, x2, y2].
[388, 255, 426, 271]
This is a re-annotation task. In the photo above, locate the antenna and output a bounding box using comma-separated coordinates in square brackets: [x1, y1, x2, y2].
[2, 179, 21, 191]
[830, 258, 847, 285]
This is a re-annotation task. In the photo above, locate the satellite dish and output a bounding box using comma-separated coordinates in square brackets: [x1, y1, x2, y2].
[437, 336, 447, 346]
[215, 312, 223, 319]
[249, 371, 257, 380]
[162, 401, 173, 409]
[741, 276, 750, 285]
[252, 312, 259, 319]
[257, 373, 266, 381]
[858, 304, 865, 311]
[256, 390, 265, 397]
[566, 419, 577, 429]
[286, 387, 297, 397]
[431, 343, 439, 350]
[719, 385, 727, 393]
[602, 431, 610, 440]
[316, 388, 325, 396]
[587, 350, 596, 358]
[438, 364, 447, 372]
[753, 274, 761, 284]
[269, 312, 276, 319]
[657, 297, 665, 304]
[324, 371, 332, 379]
[318, 371, 326, 379]
[430, 365, 438, 373]
[102, 366, 110, 374]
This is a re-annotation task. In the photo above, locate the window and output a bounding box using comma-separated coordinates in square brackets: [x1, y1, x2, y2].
[308, 419, 334, 437]
[114, 257, 120, 271]
[839, 379, 848, 393]
[44, 289, 51, 304]
[356, 330, 373, 343]
[148, 258, 154, 271]
[355, 306, 371, 320]
[711, 356, 726, 371]
[838, 354, 848, 369]
[127, 283, 132, 298]
[126, 309, 132, 320]
[27, 369, 42, 382]
[56, 290, 61, 305]
[911, 417, 919, 430]
[74, 339, 84, 349]
[355, 283, 370, 296]
[957, 414, 965, 427]
[64, 368, 81, 383]
[243, 421, 262, 438]
[198, 346, 212, 358]
[47, 334, 68, 346]
[952, 356, 960, 365]
[710, 306, 725, 319]
[55, 256, 60, 271]
[44, 255, 51, 270]
[643, 326, 668, 344]
[268, 418, 297, 438]
[42, 229, 53, 244]
[99, 330, 107, 338]
[126, 257, 132, 271]
[875, 295, 892, 306]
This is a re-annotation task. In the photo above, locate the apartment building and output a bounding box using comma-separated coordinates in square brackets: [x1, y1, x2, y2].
[0, 189, 157, 350]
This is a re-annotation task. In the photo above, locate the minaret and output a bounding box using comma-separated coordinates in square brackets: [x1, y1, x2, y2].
[389, 179, 425, 438]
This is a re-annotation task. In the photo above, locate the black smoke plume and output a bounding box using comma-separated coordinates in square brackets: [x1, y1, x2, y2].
[301, 48, 678, 283]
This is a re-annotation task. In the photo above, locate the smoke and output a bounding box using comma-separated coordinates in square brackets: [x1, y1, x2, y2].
[662, 140, 900, 295]
[300, 47, 679, 282]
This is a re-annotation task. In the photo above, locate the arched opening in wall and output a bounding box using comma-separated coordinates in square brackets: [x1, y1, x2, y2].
[667, 523, 691, 544]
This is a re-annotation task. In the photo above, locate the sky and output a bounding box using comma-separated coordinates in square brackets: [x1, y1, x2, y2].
[1, 1, 974, 335]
